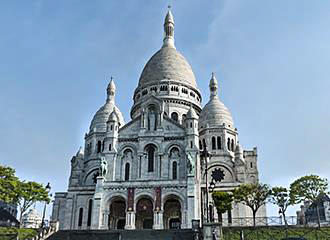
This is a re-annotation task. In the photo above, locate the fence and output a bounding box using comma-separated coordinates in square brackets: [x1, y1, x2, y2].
[202, 217, 330, 240]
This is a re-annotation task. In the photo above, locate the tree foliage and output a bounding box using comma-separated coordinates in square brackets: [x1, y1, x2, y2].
[289, 175, 329, 227]
[289, 175, 328, 204]
[212, 191, 233, 224]
[0, 165, 20, 203]
[270, 186, 294, 227]
[17, 181, 50, 225]
[232, 183, 271, 226]
[0, 164, 51, 227]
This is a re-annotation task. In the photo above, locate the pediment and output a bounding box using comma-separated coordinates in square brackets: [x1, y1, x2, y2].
[140, 94, 164, 112]
[162, 117, 185, 134]
[119, 117, 141, 135]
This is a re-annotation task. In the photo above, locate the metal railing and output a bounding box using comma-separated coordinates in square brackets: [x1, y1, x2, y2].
[218, 216, 299, 227]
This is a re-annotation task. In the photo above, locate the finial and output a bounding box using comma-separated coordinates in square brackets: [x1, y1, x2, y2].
[168, 4, 171, 9]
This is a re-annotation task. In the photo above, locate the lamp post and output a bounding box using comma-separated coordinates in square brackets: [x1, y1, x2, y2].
[200, 146, 212, 223]
[41, 182, 51, 228]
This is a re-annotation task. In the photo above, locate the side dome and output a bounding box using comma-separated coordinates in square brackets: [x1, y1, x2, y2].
[138, 46, 197, 88]
[90, 104, 124, 132]
[89, 79, 124, 132]
[199, 73, 234, 129]
[199, 98, 234, 129]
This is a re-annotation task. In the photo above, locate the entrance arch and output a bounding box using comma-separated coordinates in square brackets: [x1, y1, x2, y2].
[108, 197, 126, 229]
[135, 197, 154, 229]
[163, 197, 181, 229]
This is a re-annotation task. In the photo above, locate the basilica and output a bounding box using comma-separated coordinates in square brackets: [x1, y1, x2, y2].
[52, 9, 265, 230]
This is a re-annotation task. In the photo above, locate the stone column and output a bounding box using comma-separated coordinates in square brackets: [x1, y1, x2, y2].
[153, 211, 163, 229]
[91, 177, 105, 229]
[125, 188, 136, 229]
[153, 187, 163, 229]
[63, 194, 74, 230]
[125, 211, 136, 229]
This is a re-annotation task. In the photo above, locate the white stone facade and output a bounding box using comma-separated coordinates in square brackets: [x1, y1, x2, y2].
[51, 9, 265, 230]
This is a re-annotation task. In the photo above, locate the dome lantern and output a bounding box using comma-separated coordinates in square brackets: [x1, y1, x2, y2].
[107, 77, 116, 103]
[209, 72, 218, 99]
[163, 6, 175, 48]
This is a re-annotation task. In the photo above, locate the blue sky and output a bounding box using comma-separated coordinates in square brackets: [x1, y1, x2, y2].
[1, 1, 330, 218]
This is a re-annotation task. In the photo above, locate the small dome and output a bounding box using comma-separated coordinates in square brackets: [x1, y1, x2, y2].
[199, 73, 234, 129]
[108, 110, 119, 122]
[90, 102, 124, 132]
[199, 96, 234, 129]
[187, 106, 198, 119]
[138, 46, 197, 89]
[22, 209, 42, 229]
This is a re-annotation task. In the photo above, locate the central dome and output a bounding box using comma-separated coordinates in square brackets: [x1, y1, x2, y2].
[138, 46, 197, 88]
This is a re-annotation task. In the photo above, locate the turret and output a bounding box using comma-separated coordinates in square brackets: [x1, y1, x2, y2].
[234, 142, 244, 165]
[106, 110, 119, 152]
[185, 106, 199, 150]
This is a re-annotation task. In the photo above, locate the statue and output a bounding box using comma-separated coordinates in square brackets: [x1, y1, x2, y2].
[148, 108, 157, 131]
[99, 157, 108, 177]
[186, 152, 195, 175]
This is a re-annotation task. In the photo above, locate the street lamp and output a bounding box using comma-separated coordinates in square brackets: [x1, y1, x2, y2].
[41, 182, 51, 228]
[200, 146, 212, 223]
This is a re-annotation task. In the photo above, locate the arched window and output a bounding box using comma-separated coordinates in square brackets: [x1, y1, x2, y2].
[109, 144, 112, 151]
[102, 140, 105, 152]
[203, 139, 206, 150]
[250, 162, 253, 168]
[231, 139, 235, 151]
[146, 145, 155, 172]
[199, 140, 202, 150]
[172, 161, 177, 180]
[190, 141, 193, 148]
[171, 112, 178, 122]
[78, 208, 83, 227]
[212, 137, 216, 150]
[97, 141, 102, 153]
[227, 138, 230, 151]
[217, 136, 221, 150]
[182, 114, 187, 125]
[190, 122, 193, 128]
[110, 125, 113, 131]
[125, 163, 130, 180]
[87, 199, 93, 227]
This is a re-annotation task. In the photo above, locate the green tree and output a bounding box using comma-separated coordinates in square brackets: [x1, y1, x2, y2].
[0, 165, 20, 203]
[17, 181, 50, 227]
[232, 183, 271, 227]
[212, 191, 233, 225]
[270, 187, 294, 227]
[290, 175, 329, 227]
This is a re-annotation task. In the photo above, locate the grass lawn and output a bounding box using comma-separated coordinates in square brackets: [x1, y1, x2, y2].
[222, 226, 330, 240]
[0, 227, 38, 240]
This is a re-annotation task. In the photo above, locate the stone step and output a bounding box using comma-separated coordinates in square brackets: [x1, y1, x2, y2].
[47, 229, 194, 240]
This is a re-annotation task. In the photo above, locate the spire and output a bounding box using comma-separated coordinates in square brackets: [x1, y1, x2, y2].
[163, 6, 175, 48]
[209, 72, 218, 99]
[107, 76, 116, 103]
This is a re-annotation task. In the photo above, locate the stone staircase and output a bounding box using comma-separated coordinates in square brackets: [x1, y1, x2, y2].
[46, 229, 194, 240]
